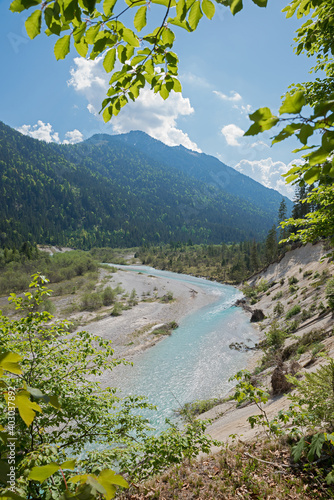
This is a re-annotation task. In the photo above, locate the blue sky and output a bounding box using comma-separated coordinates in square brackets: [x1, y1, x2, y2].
[0, 0, 314, 198]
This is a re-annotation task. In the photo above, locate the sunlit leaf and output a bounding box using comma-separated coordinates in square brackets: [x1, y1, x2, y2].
[25, 10, 42, 39]
[103, 48, 116, 72]
[134, 6, 147, 32]
[54, 35, 71, 60]
[279, 91, 305, 114]
[28, 463, 60, 483]
[201, 0, 215, 19]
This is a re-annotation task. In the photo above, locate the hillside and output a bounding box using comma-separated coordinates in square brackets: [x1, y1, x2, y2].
[0, 121, 290, 249]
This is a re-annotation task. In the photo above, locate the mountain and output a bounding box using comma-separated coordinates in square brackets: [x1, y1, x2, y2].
[0, 122, 291, 249]
[85, 131, 291, 215]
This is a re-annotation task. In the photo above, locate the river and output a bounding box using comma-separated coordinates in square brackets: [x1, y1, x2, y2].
[109, 265, 258, 430]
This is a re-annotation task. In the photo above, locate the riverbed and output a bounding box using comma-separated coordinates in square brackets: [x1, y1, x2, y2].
[100, 265, 258, 430]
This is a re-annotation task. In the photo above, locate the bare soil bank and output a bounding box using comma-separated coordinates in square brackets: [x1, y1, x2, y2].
[202, 242, 334, 443]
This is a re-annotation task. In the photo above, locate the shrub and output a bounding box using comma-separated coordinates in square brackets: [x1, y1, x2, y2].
[288, 276, 299, 285]
[80, 291, 103, 311]
[273, 301, 284, 317]
[102, 286, 116, 306]
[325, 277, 334, 310]
[111, 301, 122, 316]
[272, 290, 283, 301]
[265, 321, 286, 349]
[286, 305, 301, 319]
[303, 270, 313, 278]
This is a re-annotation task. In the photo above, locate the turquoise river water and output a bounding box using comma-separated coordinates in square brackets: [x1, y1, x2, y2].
[110, 265, 258, 430]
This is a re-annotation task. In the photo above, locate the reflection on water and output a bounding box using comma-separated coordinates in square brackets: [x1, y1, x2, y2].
[109, 265, 257, 430]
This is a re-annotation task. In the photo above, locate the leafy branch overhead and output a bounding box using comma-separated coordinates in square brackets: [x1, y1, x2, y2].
[11, 0, 266, 121]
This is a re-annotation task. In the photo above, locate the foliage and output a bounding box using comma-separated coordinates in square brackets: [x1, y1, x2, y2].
[0, 122, 282, 249]
[264, 320, 286, 349]
[0, 348, 129, 499]
[325, 277, 334, 310]
[12, 0, 268, 121]
[244, 0, 334, 248]
[286, 304, 301, 319]
[0, 275, 219, 497]
[274, 301, 284, 317]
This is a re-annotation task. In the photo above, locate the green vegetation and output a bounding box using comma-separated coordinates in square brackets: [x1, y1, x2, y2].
[286, 305, 301, 319]
[326, 278, 334, 310]
[0, 276, 217, 499]
[0, 122, 285, 250]
[138, 242, 274, 283]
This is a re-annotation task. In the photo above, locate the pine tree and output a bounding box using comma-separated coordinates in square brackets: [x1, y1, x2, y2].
[265, 225, 278, 264]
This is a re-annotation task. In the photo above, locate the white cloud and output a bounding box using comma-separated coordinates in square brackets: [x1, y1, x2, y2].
[17, 121, 83, 145]
[68, 56, 201, 151]
[221, 124, 245, 146]
[213, 90, 242, 102]
[111, 89, 200, 151]
[234, 157, 301, 199]
[63, 129, 84, 144]
[17, 120, 61, 143]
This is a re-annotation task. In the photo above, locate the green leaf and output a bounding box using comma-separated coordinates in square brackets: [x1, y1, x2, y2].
[15, 390, 42, 427]
[103, 0, 117, 16]
[61, 459, 76, 470]
[103, 48, 116, 72]
[0, 352, 22, 375]
[308, 433, 326, 461]
[244, 122, 262, 136]
[308, 147, 329, 167]
[321, 131, 334, 153]
[304, 167, 320, 184]
[73, 22, 86, 43]
[54, 35, 71, 60]
[176, 0, 187, 21]
[121, 28, 139, 47]
[173, 79, 182, 92]
[74, 39, 88, 57]
[25, 10, 42, 40]
[98, 470, 128, 499]
[85, 24, 101, 44]
[162, 27, 175, 45]
[279, 91, 305, 114]
[188, 0, 202, 30]
[103, 106, 113, 122]
[10, 0, 41, 13]
[160, 84, 169, 100]
[134, 6, 147, 32]
[28, 463, 60, 482]
[249, 107, 272, 122]
[297, 124, 314, 145]
[292, 436, 305, 462]
[230, 0, 243, 15]
[251, 0, 267, 6]
[272, 123, 301, 144]
[201, 0, 215, 19]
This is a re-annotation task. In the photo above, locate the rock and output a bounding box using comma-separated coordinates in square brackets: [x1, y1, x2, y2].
[271, 362, 293, 395]
[250, 309, 265, 322]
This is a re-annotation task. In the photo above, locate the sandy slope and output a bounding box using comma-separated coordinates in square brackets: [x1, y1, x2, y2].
[202, 242, 334, 443]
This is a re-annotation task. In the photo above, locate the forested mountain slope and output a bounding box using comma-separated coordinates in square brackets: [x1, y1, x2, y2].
[0, 122, 289, 248]
[86, 131, 292, 214]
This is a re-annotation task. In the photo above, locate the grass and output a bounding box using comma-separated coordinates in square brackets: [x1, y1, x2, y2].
[119, 439, 331, 499]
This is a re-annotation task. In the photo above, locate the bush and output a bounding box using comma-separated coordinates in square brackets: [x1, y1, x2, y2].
[288, 276, 299, 285]
[265, 321, 286, 349]
[102, 286, 116, 306]
[80, 291, 103, 311]
[286, 305, 301, 319]
[325, 277, 334, 310]
[273, 301, 284, 317]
